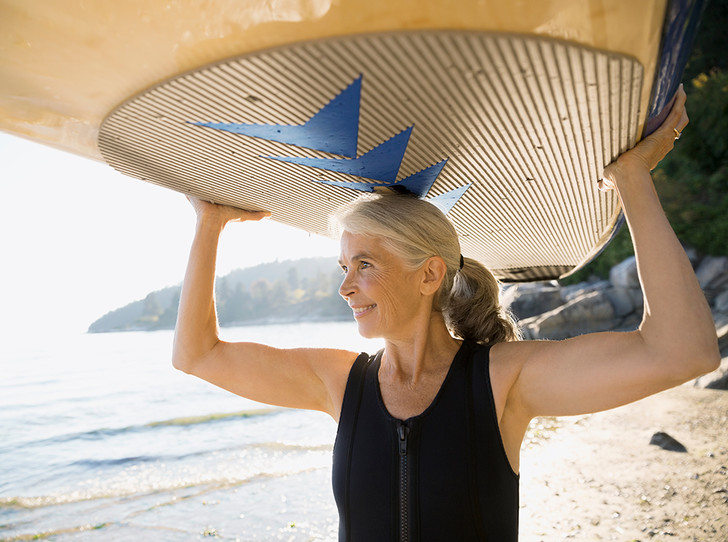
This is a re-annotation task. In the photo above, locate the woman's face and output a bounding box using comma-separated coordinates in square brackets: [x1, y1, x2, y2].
[338, 231, 426, 339]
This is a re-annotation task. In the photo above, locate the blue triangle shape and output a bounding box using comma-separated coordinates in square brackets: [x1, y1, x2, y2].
[397, 159, 448, 198]
[428, 184, 471, 214]
[190, 75, 361, 158]
[313, 179, 383, 193]
[267, 126, 413, 183]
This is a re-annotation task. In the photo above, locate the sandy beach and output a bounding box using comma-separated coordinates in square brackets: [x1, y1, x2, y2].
[519, 384, 728, 541]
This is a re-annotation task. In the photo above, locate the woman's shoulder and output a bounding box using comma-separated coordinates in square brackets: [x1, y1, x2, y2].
[486, 339, 541, 386]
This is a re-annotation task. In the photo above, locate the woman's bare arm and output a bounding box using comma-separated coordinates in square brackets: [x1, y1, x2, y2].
[172, 198, 356, 419]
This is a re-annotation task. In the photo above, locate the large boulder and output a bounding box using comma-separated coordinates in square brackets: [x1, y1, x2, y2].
[714, 289, 728, 314]
[696, 256, 728, 300]
[520, 291, 617, 340]
[604, 286, 636, 317]
[560, 280, 610, 303]
[610, 256, 639, 289]
[501, 282, 563, 320]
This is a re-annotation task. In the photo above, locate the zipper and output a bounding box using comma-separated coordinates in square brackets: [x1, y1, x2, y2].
[398, 421, 410, 542]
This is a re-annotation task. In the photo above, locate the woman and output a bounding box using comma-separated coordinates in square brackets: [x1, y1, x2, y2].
[172, 85, 720, 541]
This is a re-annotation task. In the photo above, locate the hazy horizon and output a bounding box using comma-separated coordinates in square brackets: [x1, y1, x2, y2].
[0, 133, 340, 340]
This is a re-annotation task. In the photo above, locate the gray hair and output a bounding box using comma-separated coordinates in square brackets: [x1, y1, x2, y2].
[332, 193, 520, 344]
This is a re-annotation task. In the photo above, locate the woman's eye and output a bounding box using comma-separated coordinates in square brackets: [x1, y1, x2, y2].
[360, 261, 371, 269]
[340, 266, 348, 274]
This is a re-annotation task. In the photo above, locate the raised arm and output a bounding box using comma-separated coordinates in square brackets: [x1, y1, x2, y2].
[498, 86, 721, 426]
[172, 197, 356, 419]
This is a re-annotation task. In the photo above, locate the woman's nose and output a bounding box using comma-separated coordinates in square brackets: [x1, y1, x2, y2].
[339, 272, 355, 299]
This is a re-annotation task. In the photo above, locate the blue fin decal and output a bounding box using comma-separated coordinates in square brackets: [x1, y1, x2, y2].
[267, 126, 412, 183]
[428, 184, 471, 214]
[190, 74, 468, 214]
[397, 159, 448, 198]
[191, 75, 361, 158]
[313, 179, 383, 192]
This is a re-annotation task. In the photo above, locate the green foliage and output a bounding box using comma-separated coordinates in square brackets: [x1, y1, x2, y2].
[655, 69, 728, 256]
[682, 0, 728, 81]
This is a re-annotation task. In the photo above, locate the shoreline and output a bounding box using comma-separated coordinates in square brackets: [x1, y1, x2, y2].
[4, 384, 724, 541]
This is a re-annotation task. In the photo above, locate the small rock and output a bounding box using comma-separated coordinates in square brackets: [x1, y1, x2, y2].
[694, 357, 728, 389]
[649, 432, 687, 453]
[706, 371, 728, 390]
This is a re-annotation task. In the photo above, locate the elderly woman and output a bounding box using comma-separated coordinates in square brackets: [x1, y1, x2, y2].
[172, 86, 719, 541]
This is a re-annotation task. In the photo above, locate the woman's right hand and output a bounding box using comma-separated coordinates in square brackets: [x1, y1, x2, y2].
[187, 195, 270, 226]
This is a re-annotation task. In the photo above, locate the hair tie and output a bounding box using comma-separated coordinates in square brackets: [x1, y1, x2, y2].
[459, 254, 465, 270]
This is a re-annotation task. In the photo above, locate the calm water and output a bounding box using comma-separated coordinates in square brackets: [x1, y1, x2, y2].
[0, 322, 383, 541]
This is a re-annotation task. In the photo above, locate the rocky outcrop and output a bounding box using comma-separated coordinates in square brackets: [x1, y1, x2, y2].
[505, 253, 728, 389]
[510, 256, 646, 341]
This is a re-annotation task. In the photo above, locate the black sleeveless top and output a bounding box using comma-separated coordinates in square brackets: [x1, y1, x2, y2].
[332, 340, 519, 541]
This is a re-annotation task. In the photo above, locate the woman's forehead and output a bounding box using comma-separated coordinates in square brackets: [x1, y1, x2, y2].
[339, 231, 390, 260]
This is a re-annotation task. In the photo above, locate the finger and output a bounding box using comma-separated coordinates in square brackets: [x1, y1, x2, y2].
[597, 178, 615, 192]
[679, 109, 689, 132]
[248, 211, 271, 221]
[232, 210, 271, 222]
[665, 85, 687, 129]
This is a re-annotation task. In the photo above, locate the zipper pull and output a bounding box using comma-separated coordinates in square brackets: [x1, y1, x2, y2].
[398, 422, 409, 456]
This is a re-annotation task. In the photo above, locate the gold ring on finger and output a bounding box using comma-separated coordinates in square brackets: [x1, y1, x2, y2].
[673, 128, 682, 140]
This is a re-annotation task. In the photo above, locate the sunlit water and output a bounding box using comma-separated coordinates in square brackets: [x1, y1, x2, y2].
[0, 322, 383, 541]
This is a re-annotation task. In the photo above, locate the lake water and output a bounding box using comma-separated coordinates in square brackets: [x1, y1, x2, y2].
[0, 322, 383, 541]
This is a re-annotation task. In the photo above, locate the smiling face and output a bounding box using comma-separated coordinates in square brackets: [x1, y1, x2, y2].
[338, 231, 430, 340]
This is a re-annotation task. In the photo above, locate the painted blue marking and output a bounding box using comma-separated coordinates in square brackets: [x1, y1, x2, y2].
[191, 75, 361, 157]
[397, 159, 448, 198]
[267, 126, 413, 183]
[313, 179, 384, 192]
[314, 177, 470, 214]
[429, 184, 472, 214]
[190, 74, 468, 213]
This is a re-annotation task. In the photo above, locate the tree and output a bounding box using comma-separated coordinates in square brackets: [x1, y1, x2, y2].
[655, 69, 728, 255]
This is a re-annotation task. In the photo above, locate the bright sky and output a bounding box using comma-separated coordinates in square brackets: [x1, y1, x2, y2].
[0, 133, 340, 339]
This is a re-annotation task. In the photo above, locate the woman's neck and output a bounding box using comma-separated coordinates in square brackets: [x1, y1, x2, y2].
[380, 312, 461, 385]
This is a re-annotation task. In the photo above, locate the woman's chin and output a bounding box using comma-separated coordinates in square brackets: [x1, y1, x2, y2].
[355, 322, 381, 340]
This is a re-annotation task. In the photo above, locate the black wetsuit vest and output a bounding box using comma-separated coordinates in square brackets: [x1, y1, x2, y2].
[332, 340, 519, 542]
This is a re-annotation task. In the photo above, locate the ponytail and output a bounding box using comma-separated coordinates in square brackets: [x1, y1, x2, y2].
[442, 257, 521, 344]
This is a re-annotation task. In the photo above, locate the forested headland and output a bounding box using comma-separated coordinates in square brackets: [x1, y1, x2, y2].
[88, 257, 348, 333]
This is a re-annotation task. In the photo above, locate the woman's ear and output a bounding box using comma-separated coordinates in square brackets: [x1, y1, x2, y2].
[420, 256, 447, 296]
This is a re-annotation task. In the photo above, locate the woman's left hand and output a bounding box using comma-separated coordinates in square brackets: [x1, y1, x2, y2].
[599, 84, 689, 191]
